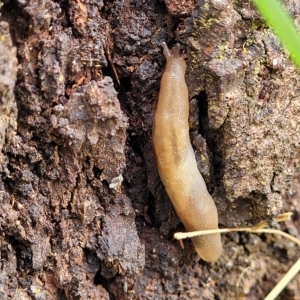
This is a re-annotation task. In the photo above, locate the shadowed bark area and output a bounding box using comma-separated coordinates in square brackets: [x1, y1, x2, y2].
[0, 0, 299, 299]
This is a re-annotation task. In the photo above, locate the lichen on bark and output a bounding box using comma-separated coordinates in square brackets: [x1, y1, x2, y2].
[185, 0, 300, 226]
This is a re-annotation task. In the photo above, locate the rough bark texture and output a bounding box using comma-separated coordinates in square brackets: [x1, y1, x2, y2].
[0, 0, 299, 299]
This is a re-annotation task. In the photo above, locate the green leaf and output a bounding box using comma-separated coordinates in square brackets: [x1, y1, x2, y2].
[254, 0, 300, 70]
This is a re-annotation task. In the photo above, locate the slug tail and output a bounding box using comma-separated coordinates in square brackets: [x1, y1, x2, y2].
[192, 234, 223, 262]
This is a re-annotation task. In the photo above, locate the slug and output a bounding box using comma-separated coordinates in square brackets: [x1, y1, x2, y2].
[152, 42, 222, 262]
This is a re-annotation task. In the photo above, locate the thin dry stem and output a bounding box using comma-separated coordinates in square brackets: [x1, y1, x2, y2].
[173, 212, 300, 300]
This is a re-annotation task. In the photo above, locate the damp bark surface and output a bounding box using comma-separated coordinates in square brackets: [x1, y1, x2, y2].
[0, 0, 300, 299]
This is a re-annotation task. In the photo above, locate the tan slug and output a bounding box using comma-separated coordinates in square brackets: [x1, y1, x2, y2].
[152, 43, 222, 262]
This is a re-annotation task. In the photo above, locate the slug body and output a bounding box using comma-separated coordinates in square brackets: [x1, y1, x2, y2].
[152, 43, 222, 262]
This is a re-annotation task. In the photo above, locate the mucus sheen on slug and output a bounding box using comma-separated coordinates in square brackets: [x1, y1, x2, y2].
[152, 42, 222, 262]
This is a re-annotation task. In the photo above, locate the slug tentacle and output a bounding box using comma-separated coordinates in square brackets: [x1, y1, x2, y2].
[152, 42, 223, 262]
[173, 43, 181, 58]
[162, 42, 171, 58]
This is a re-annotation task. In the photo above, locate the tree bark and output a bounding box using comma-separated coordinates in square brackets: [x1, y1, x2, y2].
[0, 0, 299, 299]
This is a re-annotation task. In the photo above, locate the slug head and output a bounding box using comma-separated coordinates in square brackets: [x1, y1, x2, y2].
[162, 42, 186, 77]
